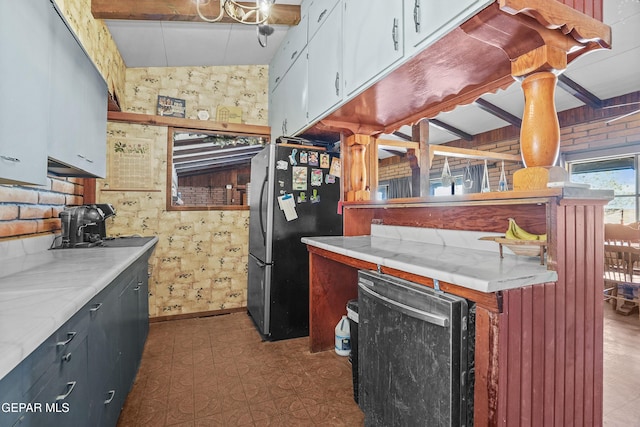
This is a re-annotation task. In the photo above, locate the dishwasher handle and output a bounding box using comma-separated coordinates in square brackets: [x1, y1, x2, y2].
[359, 280, 449, 327]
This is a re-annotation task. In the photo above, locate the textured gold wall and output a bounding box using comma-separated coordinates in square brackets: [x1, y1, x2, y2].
[98, 66, 268, 318]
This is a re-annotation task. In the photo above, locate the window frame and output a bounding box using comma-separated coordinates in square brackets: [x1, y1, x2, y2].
[166, 126, 269, 212]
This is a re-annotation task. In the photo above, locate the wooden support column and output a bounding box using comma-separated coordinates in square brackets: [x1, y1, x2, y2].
[345, 134, 373, 201]
[412, 119, 431, 198]
[512, 45, 566, 168]
[511, 44, 569, 189]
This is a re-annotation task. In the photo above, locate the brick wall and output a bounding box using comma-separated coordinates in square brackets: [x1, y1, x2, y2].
[380, 95, 640, 187]
[0, 178, 85, 239]
[379, 156, 413, 181]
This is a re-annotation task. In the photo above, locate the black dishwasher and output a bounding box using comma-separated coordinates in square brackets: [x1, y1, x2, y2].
[358, 270, 472, 427]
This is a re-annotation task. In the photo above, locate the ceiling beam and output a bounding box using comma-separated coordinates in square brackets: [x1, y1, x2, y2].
[474, 98, 522, 128]
[557, 74, 603, 109]
[428, 119, 473, 141]
[392, 131, 413, 141]
[91, 0, 301, 26]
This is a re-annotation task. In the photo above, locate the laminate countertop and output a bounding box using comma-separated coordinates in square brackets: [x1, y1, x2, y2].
[0, 235, 158, 380]
[302, 224, 557, 294]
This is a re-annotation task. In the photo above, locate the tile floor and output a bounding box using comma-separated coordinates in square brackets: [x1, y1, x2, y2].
[117, 308, 638, 426]
[116, 312, 364, 426]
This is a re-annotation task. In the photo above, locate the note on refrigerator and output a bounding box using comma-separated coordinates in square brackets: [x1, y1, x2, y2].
[277, 193, 298, 221]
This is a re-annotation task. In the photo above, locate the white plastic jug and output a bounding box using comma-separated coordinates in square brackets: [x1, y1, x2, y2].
[335, 315, 351, 356]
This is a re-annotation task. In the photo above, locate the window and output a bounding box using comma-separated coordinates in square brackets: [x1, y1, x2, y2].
[569, 155, 638, 224]
[166, 127, 268, 211]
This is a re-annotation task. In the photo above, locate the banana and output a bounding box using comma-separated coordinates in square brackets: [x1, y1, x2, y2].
[505, 218, 546, 241]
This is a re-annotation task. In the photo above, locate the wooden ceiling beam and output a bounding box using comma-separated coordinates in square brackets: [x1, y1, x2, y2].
[91, 0, 301, 26]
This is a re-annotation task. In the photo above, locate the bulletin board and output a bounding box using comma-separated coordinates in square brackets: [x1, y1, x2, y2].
[104, 137, 156, 191]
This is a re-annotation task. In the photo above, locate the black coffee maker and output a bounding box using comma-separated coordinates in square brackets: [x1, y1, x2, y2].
[59, 204, 116, 248]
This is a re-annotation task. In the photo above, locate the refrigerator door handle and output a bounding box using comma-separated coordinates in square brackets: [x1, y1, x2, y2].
[258, 169, 269, 246]
[249, 253, 267, 267]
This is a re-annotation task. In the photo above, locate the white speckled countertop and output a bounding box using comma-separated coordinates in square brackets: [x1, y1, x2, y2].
[0, 234, 158, 380]
[302, 224, 557, 293]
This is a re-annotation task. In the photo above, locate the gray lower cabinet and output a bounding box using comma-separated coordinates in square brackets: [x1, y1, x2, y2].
[0, 254, 151, 427]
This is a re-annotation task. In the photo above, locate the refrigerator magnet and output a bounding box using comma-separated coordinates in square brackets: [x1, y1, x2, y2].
[310, 189, 320, 203]
[289, 148, 298, 165]
[329, 157, 341, 177]
[297, 192, 307, 203]
[300, 151, 308, 164]
[308, 151, 319, 166]
[311, 169, 323, 186]
[292, 166, 307, 191]
[325, 174, 336, 184]
[320, 153, 330, 168]
[276, 160, 288, 170]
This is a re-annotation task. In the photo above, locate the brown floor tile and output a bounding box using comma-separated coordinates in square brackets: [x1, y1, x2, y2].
[119, 310, 638, 426]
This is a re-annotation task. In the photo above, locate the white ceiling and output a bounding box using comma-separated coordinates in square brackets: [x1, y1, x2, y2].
[105, 0, 640, 145]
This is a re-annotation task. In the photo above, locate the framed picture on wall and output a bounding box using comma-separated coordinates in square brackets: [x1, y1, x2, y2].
[157, 95, 186, 118]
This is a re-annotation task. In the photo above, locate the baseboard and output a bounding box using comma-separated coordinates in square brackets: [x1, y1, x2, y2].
[148, 307, 246, 323]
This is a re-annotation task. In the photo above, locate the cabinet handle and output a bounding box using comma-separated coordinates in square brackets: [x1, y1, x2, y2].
[85, 158, 94, 163]
[104, 390, 116, 405]
[275, 76, 280, 84]
[0, 155, 21, 163]
[413, 0, 421, 33]
[56, 331, 76, 347]
[317, 9, 327, 23]
[77, 153, 86, 159]
[62, 353, 72, 363]
[282, 119, 288, 136]
[335, 72, 340, 96]
[134, 285, 141, 291]
[290, 50, 298, 60]
[392, 18, 399, 51]
[90, 303, 103, 312]
[56, 381, 76, 401]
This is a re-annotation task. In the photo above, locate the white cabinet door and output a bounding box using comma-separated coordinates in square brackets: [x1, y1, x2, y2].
[0, 1, 53, 185]
[48, 8, 107, 178]
[308, 2, 342, 123]
[404, 0, 492, 55]
[343, 0, 403, 96]
[269, 49, 309, 140]
[307, 0, 340, 41]
[269, 8, 309, 93]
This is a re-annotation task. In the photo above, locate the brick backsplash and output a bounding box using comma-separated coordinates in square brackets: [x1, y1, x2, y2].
[0, 178, 85, 239]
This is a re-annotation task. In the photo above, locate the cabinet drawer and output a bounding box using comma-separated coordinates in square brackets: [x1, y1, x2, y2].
[14, 336, 89, 427]
[20, 309, 88, 402]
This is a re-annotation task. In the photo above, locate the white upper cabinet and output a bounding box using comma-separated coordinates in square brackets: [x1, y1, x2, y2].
[269, 5, 309, 93]
[48, 6, 108, 178]
[342, 0, 404, 96]
[307, 0, 340, 41]
[269, 48, 309, 141]
[0, 1, 53, 185]
[404, 0, 493, 56]
[307, 1, 343, 122]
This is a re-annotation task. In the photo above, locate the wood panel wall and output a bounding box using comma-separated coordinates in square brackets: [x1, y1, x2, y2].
[495, 199, 606, 426]
[558, 0, 603, 21]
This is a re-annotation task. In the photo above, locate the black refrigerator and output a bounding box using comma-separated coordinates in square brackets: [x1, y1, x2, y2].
[248, 143, 343, 341]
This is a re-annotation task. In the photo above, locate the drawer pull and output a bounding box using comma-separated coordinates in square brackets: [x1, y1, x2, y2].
[290, 50, 298, 60]
[134, 285, 141, 291]
[56, 381, 76, 401]
[62, 353, 72, 363]
[1, 155, 21, 163]
[56, 331, 76, 347]
[90, 303, 103, 312]
[391, 18, 399, 51]
[104, 390, 116, 404]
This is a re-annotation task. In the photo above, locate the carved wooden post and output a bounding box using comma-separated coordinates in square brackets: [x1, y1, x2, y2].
[345, 134, 372, 201]
[520, 71, 560, 167]
[512, 45, 568, 189]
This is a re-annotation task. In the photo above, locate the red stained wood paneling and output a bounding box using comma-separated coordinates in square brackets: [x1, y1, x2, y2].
[497, 200, 605, 426]
[557, 0, 602, 20]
